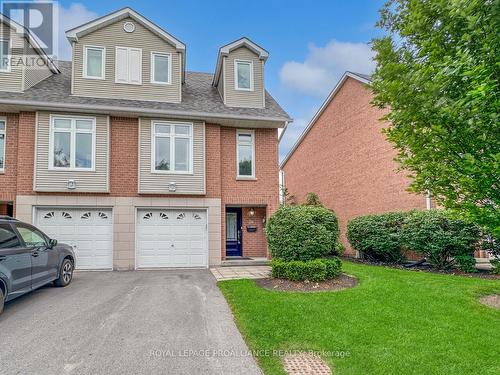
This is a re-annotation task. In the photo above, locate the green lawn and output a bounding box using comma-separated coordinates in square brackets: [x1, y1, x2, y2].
[218, 262, 500, 375]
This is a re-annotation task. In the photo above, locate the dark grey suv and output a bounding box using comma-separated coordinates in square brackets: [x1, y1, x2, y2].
[0, 216, 75, 315]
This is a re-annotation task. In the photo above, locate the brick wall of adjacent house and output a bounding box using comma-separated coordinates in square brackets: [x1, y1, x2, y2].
[282, 77, 426, 256]
[4, 113, 277, 259]
[241, 207, 267, 257]
[0, 112, 19, 205]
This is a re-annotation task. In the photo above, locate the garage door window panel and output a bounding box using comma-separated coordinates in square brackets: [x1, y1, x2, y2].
[50, 117, 96, 171]
[152, 122, 192, 174]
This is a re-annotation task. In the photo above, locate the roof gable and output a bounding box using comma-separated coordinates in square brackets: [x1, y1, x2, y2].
[280, 71, 372, 168]
[65, 7, 185, 51]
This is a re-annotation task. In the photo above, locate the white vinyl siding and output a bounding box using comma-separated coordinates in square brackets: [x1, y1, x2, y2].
[139, 118, 205, 194]
[151, 52, 171, 84]
[83, 46, 105, 79]
[35, 112, 109, 192]
[0, 118, 5, 171]
[224, 46, 265, 108]
[236, 129, 255, 178]
[0, 23, 23, 92]
[72, 17, 181, 102]
[115, 46, 142, 84]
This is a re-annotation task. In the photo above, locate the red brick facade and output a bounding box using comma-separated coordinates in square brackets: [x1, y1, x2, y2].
[1, 112, 278, 259]
[282, 77, 426, 256]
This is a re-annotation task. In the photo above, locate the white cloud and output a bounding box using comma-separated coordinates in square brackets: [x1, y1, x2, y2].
[56, 3, 98, 60]
[280, 40, 375, 97]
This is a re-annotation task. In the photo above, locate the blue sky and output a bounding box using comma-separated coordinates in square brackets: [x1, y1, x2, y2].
[54, 0, 386, 159]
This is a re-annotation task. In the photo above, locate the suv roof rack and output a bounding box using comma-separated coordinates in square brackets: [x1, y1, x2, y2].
[0, 215, 18, 221]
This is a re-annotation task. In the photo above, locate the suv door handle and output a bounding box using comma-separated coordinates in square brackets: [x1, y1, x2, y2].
[31, 251, 39, 258]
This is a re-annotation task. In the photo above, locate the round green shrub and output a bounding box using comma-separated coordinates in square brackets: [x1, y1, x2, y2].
[401, 210, 481, 271]
[347, 212, 408, 262]
[271, 257, 342, 282]
[265, 205, 339, 261]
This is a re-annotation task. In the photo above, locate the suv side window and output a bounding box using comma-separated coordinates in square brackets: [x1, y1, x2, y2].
[0, 224, 22, 249]
[16, 225, 47, 248]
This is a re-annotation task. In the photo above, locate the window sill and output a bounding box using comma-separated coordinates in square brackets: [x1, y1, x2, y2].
[236, 177, 257, 181]
[48, 168, 96, 172]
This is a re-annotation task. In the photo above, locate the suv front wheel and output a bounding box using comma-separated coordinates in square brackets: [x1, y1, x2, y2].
[54, 259, 74, 287]
[0, 287, 4, 315]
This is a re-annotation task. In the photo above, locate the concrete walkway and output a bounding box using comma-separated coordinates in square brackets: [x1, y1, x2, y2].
[0, 270, 262, 375]
[211, 266, 271, 281]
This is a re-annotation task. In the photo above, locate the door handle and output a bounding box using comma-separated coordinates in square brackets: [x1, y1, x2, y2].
[31, 251, 39, 258]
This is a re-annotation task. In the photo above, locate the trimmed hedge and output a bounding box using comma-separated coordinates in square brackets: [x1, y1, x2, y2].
[347, 212, 408, 262]
[271, 258, 342, 282]
[265, 205, 339, 261]
[401, 210, 481, 271]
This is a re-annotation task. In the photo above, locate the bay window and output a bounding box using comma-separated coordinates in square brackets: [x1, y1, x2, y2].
[152, 122, 192, 173]
[236, 129, 255, 178]
[84, 46, 105, 79]
[50, 116, 95, 170]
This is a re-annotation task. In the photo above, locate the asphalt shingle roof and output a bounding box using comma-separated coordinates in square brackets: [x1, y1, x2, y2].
[0, 61, 290, 122]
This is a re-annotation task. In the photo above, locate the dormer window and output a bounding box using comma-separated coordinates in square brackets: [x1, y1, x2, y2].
[151, 52, 171, 84]
[84, 46, 105, 79]
[235, 60, 253, 91]
[115, 46, 142, 85]
[0, 39, 10, 72]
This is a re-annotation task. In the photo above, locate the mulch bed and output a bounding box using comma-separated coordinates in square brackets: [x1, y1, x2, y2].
[255, 274, 357, 292]
[345, 257, 500, 280]
[479, 295, 500, 309]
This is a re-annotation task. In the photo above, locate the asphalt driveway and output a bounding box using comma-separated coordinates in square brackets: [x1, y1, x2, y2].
[0, 270, 262, 375]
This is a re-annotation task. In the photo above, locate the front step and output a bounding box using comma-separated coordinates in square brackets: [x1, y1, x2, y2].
[221, 257, 270, 267]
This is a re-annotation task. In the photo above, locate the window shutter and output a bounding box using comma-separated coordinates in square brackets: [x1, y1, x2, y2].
[115, 47, 128, 83]
[128, 48, 142, 84]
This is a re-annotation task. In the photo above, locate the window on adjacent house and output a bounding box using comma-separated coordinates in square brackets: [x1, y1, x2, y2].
[153, 122, 192, 173]
[0, 40, 10, 72]
[50, 117, 95, 170]
[0, 119, 5, 171]
[84, 46, 105, 79]
[235, 60, 253, 91]
[236, 130, 255, 178]
[115, 46, 142, 84]
[151, 53, 171, 84]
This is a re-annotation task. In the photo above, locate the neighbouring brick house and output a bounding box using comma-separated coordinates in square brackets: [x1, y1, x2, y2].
[280, 72, 428, 256]
[0, 8, 290, 270]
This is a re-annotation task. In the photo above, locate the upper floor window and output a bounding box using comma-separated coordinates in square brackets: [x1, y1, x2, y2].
[49, 116, 96, 171]
[0, 39, 10, 72]
[0, 118, 5, 171]
[236, 130, 255, 178]
[152, 122, 192, 174]
[84, 46, 105, 79]
[115, 46, 142, 85]
[235, 60, 253, 91]
[151, 52, 171, 84]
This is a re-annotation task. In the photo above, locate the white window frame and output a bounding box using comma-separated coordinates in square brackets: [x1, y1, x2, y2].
[48, 115, 96, 171]
[151, 121, 193, 175]
[236, 129, 255, 179]
[234, 59, 254, 91]
[83, 45, 105, 80]
[115, 46, 142, 85]
[150, 52, 172, 85]
[0, 39, 11, 73]
[0, 117, 6, 172]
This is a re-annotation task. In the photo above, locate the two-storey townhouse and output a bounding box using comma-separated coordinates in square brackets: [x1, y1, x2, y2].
[0, 8, 290, 270]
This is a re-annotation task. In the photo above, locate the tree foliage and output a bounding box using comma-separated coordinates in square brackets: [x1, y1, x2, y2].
[372, 0, 500, 236]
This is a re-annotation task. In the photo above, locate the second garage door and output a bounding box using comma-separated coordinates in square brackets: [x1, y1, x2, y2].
[136, 208, 207, 268]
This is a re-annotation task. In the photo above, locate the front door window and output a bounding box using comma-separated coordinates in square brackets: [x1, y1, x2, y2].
[226, 208, 242, 256]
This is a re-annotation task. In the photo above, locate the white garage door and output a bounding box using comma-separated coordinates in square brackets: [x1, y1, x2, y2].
[36, 207, 113, 270]
[136, 209, 207, 268]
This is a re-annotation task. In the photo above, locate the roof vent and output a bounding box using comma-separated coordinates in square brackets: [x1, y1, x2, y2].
[123, 22, 135, 33]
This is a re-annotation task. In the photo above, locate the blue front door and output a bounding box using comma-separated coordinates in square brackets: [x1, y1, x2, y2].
[226, 208, 242, 256]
